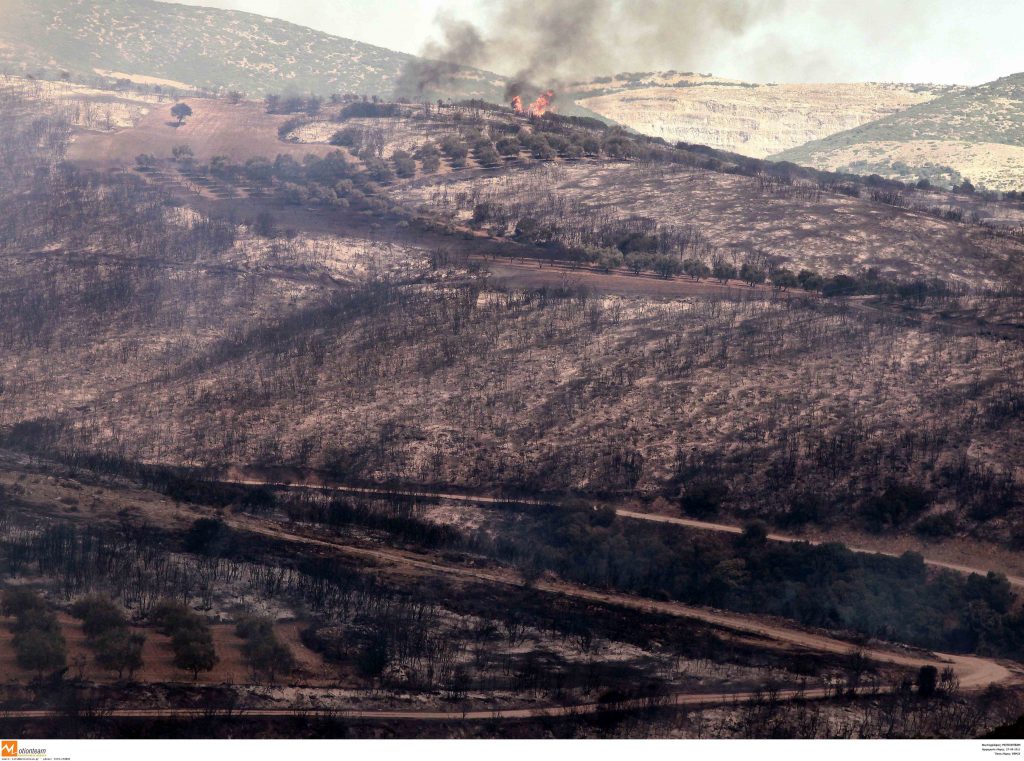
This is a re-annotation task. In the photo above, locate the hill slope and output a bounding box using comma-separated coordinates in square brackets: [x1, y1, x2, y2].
[772, 73, 1024, 190]
[569, 72, 953, 157]
[0, 0, 506, 101]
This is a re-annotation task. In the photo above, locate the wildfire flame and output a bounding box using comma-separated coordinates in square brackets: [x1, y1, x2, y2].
[527, 90, 555, 117]
[510, 90, 555, 117]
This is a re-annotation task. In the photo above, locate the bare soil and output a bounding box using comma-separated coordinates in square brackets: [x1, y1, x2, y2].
[68, 97, 335, 168]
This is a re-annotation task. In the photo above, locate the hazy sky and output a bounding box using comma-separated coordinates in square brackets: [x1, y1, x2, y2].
[162, 0, 1024, 85]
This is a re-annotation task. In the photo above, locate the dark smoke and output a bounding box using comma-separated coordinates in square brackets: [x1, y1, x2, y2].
[395, 14, 487, 95]
[398, 0, 782, 98]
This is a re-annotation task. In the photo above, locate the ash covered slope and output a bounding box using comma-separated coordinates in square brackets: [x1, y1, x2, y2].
[0, 0, 507, 101]
[772, 72, 1024, 190]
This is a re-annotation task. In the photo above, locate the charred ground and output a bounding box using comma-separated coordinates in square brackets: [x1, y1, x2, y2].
[0, 78, 1023, 738]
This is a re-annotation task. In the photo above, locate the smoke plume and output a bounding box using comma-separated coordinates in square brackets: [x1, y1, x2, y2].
[398, 0, 782, 97]
[396, 14, 487, 95]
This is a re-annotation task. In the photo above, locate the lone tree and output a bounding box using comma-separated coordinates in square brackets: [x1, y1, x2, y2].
[740, 262, 767, 287]
[71, 595, 126, 637]
[173, 627, 218, 680]
[14, 628, 66, 679]
[4, 589, 67, 680]
[95, 630, 145, 680]
[712, 260, 737, 284]
[170, 102, 193, 125]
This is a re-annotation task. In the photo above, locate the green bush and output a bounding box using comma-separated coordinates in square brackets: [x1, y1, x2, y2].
[94, 629, 145, 679]
[3, 589, 66, 678]
[71, 595, 127, 638]
[234, 615, 295, 680]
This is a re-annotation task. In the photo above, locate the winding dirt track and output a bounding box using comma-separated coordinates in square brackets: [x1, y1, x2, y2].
[210, 503, 1018, 693]
[222, 477, 1024, 588]
[5, 508, 1013, 723]
[3, 474, 1017, 724]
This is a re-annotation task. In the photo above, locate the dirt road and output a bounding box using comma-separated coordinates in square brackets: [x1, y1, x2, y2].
[0, 685, 929, 722]
[222, 477, 1024, 589]
[480, 259, 790, 300]
[618, 510, 1024, 589]
[212, 506, 1018, 695]
[4, 466, 1019, 724]
[3, 508, 1011, 724]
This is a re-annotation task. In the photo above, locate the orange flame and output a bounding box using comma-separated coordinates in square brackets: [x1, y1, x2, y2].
[511, 90, 556, 117]
[527, 90, 555, 117]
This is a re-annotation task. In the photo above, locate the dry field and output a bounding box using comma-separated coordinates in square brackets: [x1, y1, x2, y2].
[575, 82, 947, 157]
[68, 97, 336, 167]
[782, 138, 1024, 194]
[2, 75, 162, 132]
[771, 73, 1024, 191]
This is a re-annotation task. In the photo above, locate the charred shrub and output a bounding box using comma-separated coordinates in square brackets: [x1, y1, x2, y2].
[862, 482, 931, 532]
[679, 480, 729, 519]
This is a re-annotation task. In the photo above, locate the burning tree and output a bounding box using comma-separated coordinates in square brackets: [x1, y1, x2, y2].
[511, 89, 556, 117]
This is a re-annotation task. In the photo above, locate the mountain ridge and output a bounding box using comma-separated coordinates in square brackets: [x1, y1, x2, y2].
[771, 72, 1024, 189]
[0, 0, 507, 101]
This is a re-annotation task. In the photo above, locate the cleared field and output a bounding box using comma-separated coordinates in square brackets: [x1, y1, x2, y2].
[68, 97, 335, 167]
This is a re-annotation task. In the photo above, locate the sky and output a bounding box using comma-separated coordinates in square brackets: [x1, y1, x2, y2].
[161, 0, 1024, 85]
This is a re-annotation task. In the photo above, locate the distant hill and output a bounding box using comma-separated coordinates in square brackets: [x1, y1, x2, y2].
[0, 0, 507, 102]
[567, 71, 956, 158]
[771, 73, 1024, 190]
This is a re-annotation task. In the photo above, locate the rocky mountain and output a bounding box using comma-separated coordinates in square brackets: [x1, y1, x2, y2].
[0, 0, 506, 101]
[569, 72, 955, 157]
[772, 72, 1024, 190]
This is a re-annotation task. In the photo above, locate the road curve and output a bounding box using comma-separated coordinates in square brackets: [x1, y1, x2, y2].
[214, 508, 1018, 698]
[5, 475, 1016, 725]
